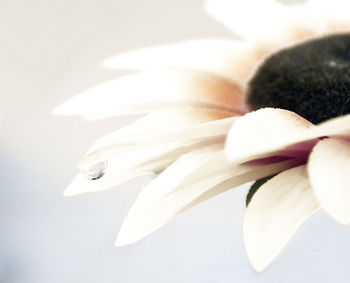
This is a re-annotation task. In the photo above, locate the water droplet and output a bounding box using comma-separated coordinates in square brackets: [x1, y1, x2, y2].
[81, 160, 107, 180]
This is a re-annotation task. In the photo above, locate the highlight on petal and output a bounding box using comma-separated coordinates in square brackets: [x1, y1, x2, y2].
[308, 138, 350, 225]
[243, 165, 319, 272]
[226, 108, 350, 164]
[115, 151, 303, 247]
[53, 70, 244, 120]
[103, 39, 258, 82]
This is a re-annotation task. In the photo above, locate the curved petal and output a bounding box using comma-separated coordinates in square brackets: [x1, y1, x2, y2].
[243, 165, 319, 272]
[85, 109, 233, 155]
[308, 138, 350, 225]
[225, 108, 315, 163]
[81, 116, 236, 170]
[64, 138, 222, 196]
[53, 70, 244, 120]
[103, 39, 258, 82]
[115, 153, 303, 247]
[306, 0, 350, 35]
[226, 108, 350, 164]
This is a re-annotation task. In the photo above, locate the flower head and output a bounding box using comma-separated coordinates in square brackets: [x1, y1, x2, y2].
[55, 0, 350, 272]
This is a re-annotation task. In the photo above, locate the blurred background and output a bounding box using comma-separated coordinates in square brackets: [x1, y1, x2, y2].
[1, 0, 350, 282]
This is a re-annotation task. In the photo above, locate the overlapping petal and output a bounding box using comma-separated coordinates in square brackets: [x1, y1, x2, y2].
[116, 147, 303, 247]
[85, 109, 233, 155]
[308, 138, 350, 225]
[64, 114, 236, 196]
[244, 165, 319, 272]
[226, 108, 350, 164]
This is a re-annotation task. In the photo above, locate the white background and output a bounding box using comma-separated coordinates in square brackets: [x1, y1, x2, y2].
[1, 0, 350, 282]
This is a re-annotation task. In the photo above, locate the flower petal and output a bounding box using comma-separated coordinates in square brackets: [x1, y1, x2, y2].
[103, 39, 258, 82]
[226, 108, 350, 164]
[53, 70, 244, 120]
[83, 115, 236, 166]
[65, 113, 237, 196]
[115, 150, 303, 247]
[225, 108, 315, 163]
[205, 0, 317, 46]
[64, 139, 221, 196]
[244, 165, 319, 272]
[85, 109, 234, 155]
[308, 138, 350, 225]
[307, 0, 350, 34]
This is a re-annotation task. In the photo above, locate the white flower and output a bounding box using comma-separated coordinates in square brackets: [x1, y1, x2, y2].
[54, 0, 350, 272]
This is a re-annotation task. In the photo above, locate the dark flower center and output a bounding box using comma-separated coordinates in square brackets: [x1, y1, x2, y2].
[246, 33, 350, 206]
[248, 33, 350, 124]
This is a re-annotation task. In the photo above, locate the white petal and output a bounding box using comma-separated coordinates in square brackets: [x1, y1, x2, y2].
[308, 138, 350, 225]
[86, 109, 234, 155]
[116, 152, 303, 247]
[205, 0, 350, 51]
[306, 0, 350, 35]
[205, 0, 311, 44]
[225, 108, 315, 163]
[65, 113, 236, 196]
[64, 138, 222, 196]
[53, 70, 244, 120]
[226, 108, 350, 164]
[83, 115, 236, 166]
[244, 165, 319, 272]
[103, 39, 257, 82]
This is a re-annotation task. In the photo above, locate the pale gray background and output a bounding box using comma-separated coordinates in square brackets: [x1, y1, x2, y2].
[1, 0, 350, 282]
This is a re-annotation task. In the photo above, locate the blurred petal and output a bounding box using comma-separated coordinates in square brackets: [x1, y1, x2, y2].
[53, 70, 244, 120]
[308, 138, 350, 225]
[306, 0, 350, 34]
[226, 108, 315, 163]
[244, 165, 319, 272]
[116, 152, 303, 247]
[205, 0, 315, 46]
[226, 108, 350, 164]
[103, 39, 258, 82]
[205, 0, 350, 52]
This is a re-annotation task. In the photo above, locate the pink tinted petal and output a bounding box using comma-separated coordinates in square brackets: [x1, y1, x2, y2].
[225, 108, 315, 164]
[226, 108, 350, 164]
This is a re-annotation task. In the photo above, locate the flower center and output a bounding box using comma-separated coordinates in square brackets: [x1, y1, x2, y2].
[248, 34, 350, 124]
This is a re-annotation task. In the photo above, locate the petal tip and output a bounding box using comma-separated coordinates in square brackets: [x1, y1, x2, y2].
[115, 230, 134, 248]
[63, 187, 81, 197]
[52, 105, 69, 116]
